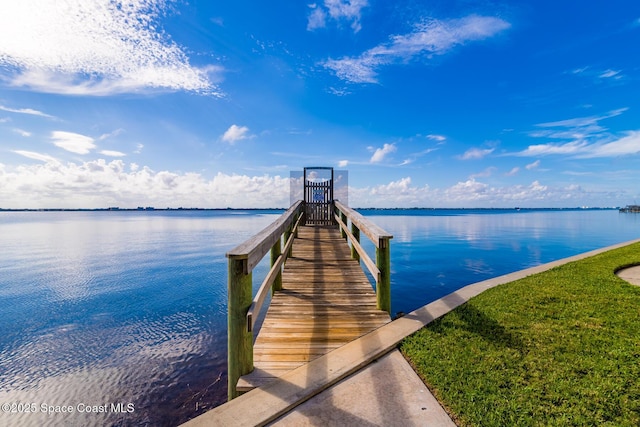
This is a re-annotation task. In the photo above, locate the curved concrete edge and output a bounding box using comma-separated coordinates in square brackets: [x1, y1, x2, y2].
[181, 238, 640, 427]
[616, 264, 640, 286]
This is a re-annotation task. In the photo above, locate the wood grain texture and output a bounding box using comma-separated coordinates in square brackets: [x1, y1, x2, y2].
[237, 225, 389, 392]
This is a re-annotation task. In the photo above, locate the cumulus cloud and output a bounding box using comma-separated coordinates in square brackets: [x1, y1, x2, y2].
[0, 0, 221, 96]
[51, 131, 96, 154]
[338, 160, 349, 167]
[0, 160, 628, 209]
[323, 15, 510, 83]
[307, 0, 369, 32]
[370, 143, 396, 163]
[221, 124, 252, 144]
[0, 159, 291, 208]
[347, 177, 614, 208]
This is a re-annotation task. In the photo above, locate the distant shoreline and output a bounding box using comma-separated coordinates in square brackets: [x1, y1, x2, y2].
[0, 207, 620, 212]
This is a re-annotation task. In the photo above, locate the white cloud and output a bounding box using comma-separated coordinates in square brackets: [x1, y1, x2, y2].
[0, 160, 291, 209]
[401, 147, 439, 166]
[526, 160, 540, 170]
[518, 135, 640, 158]
[517, 141, 587, 156]
[100, 150, 126, 157]
[12, 150, 59, 163]
[221, 124, 251, 144]
[571, 67, 626, 84]
[599, 69, 622, 80]
[307, 0, 369, 32]
[327, 86, 351, 96]
[580, 131, 640, 158]
[0, 161, 629, 209]
[134, 143, 144, 154]
[324, 15, 510, 83]
[470, 167, 496, 179]
[370, 143, 396, 163]
[459, 147, 494, 160]
[427, 134, 446, 142]
[0, 0, 221, 96]
[517, 108, 640, 158]
[337, 160, 349, 167]
[98, 129, 125, 141]
[307, 5, 327, 31]
[51, 131, 96, 154]
[505, 167, 520, 176]
[0, 104, 55, 118]
[535, 108, 627, 129]
[13, 128, 32, 137]
[348, 177, 606, 208]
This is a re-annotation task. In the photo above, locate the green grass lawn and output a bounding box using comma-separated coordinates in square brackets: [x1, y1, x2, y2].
[400, 242, 640, 426]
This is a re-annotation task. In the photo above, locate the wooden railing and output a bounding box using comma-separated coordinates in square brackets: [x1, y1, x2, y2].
[334, 200, 393, 313]
[225, 200, 304, 400]
[225, 199, 393, 400]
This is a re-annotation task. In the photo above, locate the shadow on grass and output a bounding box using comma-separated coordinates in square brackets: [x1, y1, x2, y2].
[433, 302, 525, 352]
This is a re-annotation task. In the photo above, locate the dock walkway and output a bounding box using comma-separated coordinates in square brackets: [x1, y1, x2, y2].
[238, 225, 390, 391]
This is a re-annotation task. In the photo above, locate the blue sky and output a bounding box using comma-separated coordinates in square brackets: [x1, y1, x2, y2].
[1, 0, 639, 208]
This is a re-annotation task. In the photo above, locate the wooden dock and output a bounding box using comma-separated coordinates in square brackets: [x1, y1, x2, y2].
[225, 168, 393, 400]
[237, 225, 390, 391]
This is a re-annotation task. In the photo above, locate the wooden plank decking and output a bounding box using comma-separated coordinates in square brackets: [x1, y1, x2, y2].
[237, 225, 390, 391]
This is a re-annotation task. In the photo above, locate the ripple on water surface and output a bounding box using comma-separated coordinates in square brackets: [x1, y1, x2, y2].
[0, 211, 277, 426]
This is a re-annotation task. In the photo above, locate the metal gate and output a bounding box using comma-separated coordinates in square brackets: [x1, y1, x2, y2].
[304, 167, 334, 225]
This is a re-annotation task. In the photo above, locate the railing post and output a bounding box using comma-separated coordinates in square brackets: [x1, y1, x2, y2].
[351, 223, 360, 261]
[227, 258, 253, 401]
[376, 237, 391, 314]
[284, 224, 292, 258]
[340, 211, 348, 239]
[271, 237, 282, 293]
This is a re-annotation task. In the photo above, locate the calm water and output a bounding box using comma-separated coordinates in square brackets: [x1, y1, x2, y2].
[0, 209, 638, 426]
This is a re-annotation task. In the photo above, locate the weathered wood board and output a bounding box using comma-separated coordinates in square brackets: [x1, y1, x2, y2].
[237, 225, 390, 391]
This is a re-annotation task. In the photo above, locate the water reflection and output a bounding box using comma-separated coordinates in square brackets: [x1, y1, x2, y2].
[0, 209, 638, 425]
[0, 210, 279, 426]
[362, 209, 640, 315]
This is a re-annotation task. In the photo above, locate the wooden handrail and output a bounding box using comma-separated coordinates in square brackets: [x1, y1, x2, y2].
[334, 200, 393, 313]
[334, 201, 392, 247]
[227, 200, 304, 274]
[227, 198, 392, 400]
[334, 212, 380, 283]
[226, 200, 304, 400]
[246, 211, 303, 332]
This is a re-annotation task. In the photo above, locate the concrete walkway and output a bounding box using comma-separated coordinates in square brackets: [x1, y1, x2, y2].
[182, 238, 640, 427]
[268, 349, 455, 426]
[616, 265, 640, 286]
